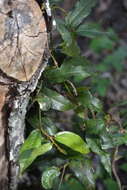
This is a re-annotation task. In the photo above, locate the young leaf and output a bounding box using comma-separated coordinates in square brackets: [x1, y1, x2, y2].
[41, 166, 60, 189]
[55, 131, 89, 154]
[19, 142, 53, 174]
[65, 0, 97, 28]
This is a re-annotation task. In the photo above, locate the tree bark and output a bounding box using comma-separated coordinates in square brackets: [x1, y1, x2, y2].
[0, 0, 48, 189]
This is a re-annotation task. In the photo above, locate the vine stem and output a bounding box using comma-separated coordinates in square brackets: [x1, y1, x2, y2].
[58, 163, 69, 190]
[38, 107, 66, 154]
[112, 146, 122, 190]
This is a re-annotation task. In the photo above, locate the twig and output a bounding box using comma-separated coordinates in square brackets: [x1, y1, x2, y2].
[112, 146, 122, 190]
[58, 163, 69, 190]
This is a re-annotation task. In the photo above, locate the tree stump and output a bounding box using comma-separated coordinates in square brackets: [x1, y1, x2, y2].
[0, 0, 48, 189]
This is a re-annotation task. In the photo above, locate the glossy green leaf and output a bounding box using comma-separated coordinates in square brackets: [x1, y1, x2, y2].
[101, 132, 115, 149]
[36, 95, 51, 111]
[101, 153, 111, 175]
[65, 0, 97, 27]
[39, 88, 74, 111]
[70, 159, 95, 188]
[19, 142, 52, 174]
[41, 166, 60, 189]
[86, 138, 111, 175]
[41, 117, 58, 135]
[55, 131, 89, 154]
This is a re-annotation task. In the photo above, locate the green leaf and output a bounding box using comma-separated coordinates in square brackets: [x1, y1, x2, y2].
[36, 95, 51, 111]
[85, 119, 105, 135]
[44, 58, 90, 83]
[113, 133, 127, 146]
[20, 130, 42, 153]
[62, 40, 81, 57]
[19, 142, 52, 174]
[90, 36, 115, 53]
[101, 46, 127, 71]
[55, 131, 89, 154]
[92, 77, 111, 97]
[27, 115, 40, 128]
[56, 18, 72, 45]
[76, 87, 102, 112]
[59, 178, 84, 190]
[86, 138, 111, 175]
[41, 117, 58, 135]
[101, 132, 114, 149]
[101, 153, 111, 175]
[41, 166, 60, 189]
[104, 179, 118, 190]
[38, 88, 74, 111]
[76, 23, 106, 38]
[70, 159, 95, 188]
[65, 0, 97, 28]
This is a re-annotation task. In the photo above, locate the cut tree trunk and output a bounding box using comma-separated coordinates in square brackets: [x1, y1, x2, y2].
[0, 0, 48, 189]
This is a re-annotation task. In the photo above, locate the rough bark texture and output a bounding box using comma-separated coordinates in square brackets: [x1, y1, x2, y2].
[0, 0, 48, 189]
[0, 85, 9, 190]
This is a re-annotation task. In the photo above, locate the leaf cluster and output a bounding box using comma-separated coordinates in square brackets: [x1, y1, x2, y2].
[19, 0, 127, 190]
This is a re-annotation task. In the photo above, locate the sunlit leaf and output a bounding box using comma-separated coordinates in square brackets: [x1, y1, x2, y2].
[55, 131, 89, 154]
